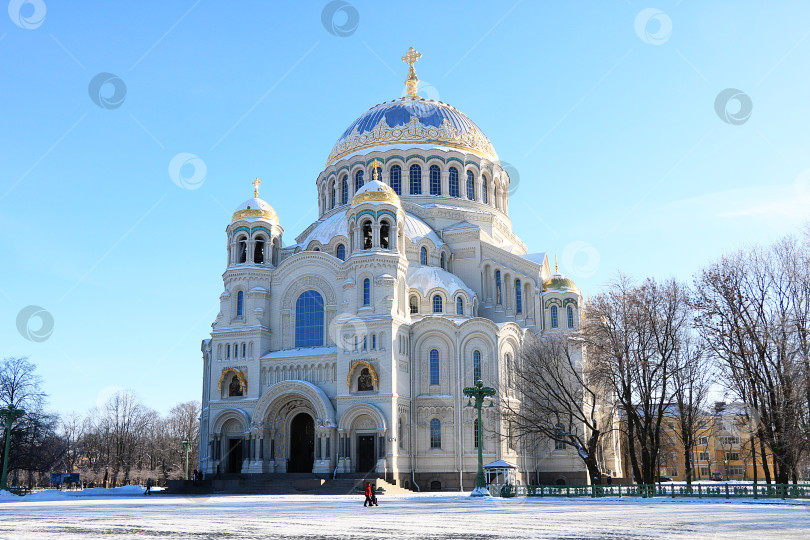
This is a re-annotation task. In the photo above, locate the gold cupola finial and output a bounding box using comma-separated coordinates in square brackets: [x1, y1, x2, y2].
[402, 46, 422, 98]
[554, 255, 559, 273]
[370, 158, 382, 181]
[252, 177, 261, 198]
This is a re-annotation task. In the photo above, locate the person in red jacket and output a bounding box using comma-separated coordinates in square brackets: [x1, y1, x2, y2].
[363, 482, 375, 507]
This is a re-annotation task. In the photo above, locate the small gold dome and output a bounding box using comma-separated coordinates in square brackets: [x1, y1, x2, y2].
[231, 197, 279, 223]
[351, 179, 401, 206]
[542, 273, 578, 293]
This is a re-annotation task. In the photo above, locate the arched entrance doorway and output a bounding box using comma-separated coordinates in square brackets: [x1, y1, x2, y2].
[288, 413, 314, 473]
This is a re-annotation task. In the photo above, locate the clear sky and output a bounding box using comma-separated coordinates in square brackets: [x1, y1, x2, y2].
[2, 1, 809, 416]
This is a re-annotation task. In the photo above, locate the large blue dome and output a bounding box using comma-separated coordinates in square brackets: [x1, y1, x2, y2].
[327, 97, 497, 165]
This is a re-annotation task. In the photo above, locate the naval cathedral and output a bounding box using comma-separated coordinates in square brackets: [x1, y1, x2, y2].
[199, 49, 606, 489]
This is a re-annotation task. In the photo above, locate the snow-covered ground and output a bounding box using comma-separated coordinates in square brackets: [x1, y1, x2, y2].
[1, 489, 809, 539]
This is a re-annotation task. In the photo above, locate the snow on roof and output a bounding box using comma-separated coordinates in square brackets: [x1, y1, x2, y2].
[407, 265, 475, 298]
[302, 211, 348, 246]
[261, 346, 338, 359]
[521, 252, 546, 265]
[234, 197, 274, 212]
[403, 214, 443, 247]
[484, 459, 517, 469]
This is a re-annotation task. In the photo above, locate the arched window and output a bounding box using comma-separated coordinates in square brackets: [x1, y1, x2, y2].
[482, 176, 489, 204]
[515, 279, 522, 314]
[466, 170, 475, 200]
[409, 296, 418, 314]
[238, 237, 247, 263]
[473, 350, 481, 383]
[363, 335, 367, 350]
[236, 290, 244, 317]
[362, 220, 372, 249]
[363, 278, 370, 306]
[355, 170, 364, 191]
[449, 167, 459, 197]
[226, 343, 230, 359]
[506, 353, 514, 388]
[430, 418, 441, 448]
[341, 175, 348, 205]
[336, 243, 346, 261]
[456, 297, 463, 315]
[494, 185, 500, 210]
[330, 183, 336, 208]
[432, 294, 442, 313]
[241, 343, 246, 357]
[372, 334, 376, 349]
[295, 290, 325, 347]
[495, 270, 502, 304]
[398, 420, 404, 448]
[380, 221, 390, 249]
[254, 239, 265, 264]
[567, 305, 574, 328]
[420, 247, 428, 265]
[429, 349, 439, 385]
[409, 164, 421, 195]
[474, 418, 479, 448]
[551, 305, 559, 328]
[429, 165, 441, 195]
[440, 252, 446, 269]
[390, 165, 402, 195]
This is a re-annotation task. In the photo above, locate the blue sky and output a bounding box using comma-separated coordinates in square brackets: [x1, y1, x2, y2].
[2, 1, 809, 415]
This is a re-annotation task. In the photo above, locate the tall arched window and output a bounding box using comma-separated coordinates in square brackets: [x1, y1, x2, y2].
[506, 353, 514, 388]
[363, 278, 370, 306]
[254, 239, 265, 264]
[432, 294, 442, 313]
[390, 165, 402, 195]
[420, 247, 428, 265]
[466, 170, 475, 200]
[482, 176, 489, 204]
[238, 236, 247, 263]
[430, 418, 441, 448]
[336, 243, 346, 261]
[429, 349, 439, 385]
[494, 185, 500, 209]
[355, 170, 364, 191]
[440, 252, 446, 269]
[551, 305, 559, 328]
[429, 165, 441, 195]
[456, 297, 463, 315]
[474, 418, 479, 448]
[409, 296, 418, 314]
[341, 175, 348, 205]
[399, 420, 403, 448]
[330, 183, 336, 208]
[226, 343, 230, 359]
[380, 221, 390, 249]
[295, 290, 325, 347]
[495, 270, 502, 304]
[567, 305, 574, 328]
[362, 220, 372, 249]
[236, 290, 244, 317]
[409, 164, 421, 195]
[515, 279, 522, 314]
[448, 167, 459, 197]
[473, 350, 481, 382]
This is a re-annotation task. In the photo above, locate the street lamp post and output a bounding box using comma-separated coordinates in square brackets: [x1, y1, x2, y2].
[0, 404, 26, 491]
[181, 439, 192, 481]
[463, 380, 496, 497]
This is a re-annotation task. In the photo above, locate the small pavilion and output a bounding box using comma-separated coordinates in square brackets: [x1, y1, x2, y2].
[484, 460, 518, 487]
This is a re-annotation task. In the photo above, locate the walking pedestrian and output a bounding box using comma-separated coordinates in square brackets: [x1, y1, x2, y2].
[144, 478, 152, 495]
[363, 481, 374, 507]
[371, 483, 379, 506]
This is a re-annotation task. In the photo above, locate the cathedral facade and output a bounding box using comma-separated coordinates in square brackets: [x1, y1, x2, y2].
[199, 50, 598, 489]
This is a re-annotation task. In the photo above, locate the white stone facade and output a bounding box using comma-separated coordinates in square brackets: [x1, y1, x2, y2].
[199, 93, 591, 490]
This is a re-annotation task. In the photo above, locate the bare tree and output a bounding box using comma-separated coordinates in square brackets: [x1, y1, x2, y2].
[0, 356, 45, 410]
[504, 335, 609, 483]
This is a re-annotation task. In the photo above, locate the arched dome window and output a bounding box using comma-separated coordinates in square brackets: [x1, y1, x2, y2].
[362, 220, 372, 250]
[295, 290, 324, 347]
[430, 418, 441, 448]
[473, 350, 481, 383]
[567, 305, 574, 328]
[456, 297, 463, 315]
[363, 278, 370, 306]
[449, 167, 459, 197]
[380, 221, 390, 249]
[390, 165, 402, 195]
[409, 296, 418, 314]
[330, 183, 336, 209]
[336, 243, 346, 261]
[432, 294, 442, 313]
[429, 165, 441, 195]
[237, 236, 247, 263]
[236, 290, 244, 317]
[254, 238, 265, 264]
[341, 175, 348, 205]
[355, 170, 365, 191]
[409, 164, 421, 195]
[551, 305, 559, 328]
[466, 170, 475, 200]
[482, 176, 489, 205]
[420, 247, 428, 265]
[429, 349, 440, 385]
[515, 279, 522, 314]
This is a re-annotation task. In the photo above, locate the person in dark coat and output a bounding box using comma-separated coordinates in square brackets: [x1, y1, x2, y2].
[363, 482, 374, 507]
[144, 478, 152, 495]
[371, 483, 379, 506]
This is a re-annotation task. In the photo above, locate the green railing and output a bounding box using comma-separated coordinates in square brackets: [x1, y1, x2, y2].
[492, 483, 810, 500]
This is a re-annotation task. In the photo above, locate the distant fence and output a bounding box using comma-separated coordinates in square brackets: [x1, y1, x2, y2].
[492, 483, 810, 500]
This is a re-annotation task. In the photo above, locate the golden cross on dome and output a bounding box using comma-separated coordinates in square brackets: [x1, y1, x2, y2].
[554, 255, 559, 273]
[401, 46, 422, 98]
[370, 159, 382, 181]
[252, 178, 261, 198]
